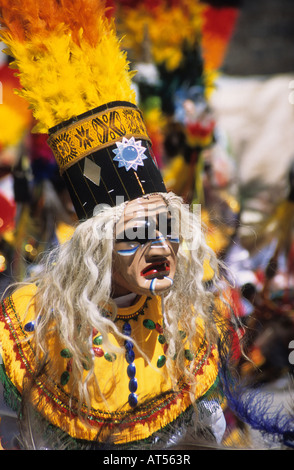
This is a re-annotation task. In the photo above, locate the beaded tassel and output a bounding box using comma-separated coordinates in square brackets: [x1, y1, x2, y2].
[122, 322, 138, 408]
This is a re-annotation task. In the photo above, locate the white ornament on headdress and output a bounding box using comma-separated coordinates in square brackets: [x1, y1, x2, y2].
[112, 137, 147, 171]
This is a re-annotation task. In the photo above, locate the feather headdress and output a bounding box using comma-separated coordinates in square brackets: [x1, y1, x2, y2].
[0, 0, 166, 218]
[0, 0, 136, 133]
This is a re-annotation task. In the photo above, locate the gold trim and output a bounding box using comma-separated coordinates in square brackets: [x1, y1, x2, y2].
[48, 105, 151, 174]
[134, 171, 146, 194]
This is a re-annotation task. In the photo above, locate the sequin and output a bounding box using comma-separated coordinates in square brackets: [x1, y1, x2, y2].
[155, 323, 163, 334]
[60, 348, 72, 358]
[126, 349, 135, 364]
[124, 340, 133, 351]
[129, 378, 138, 393]
[60, 371, 70, 386]
[82, 360, 90, 370]
[127, 363, 136, 378]
[24, 321, 35, 332]
[158, 334, 166, 344]
[104, 352, 117, 362]
[93, 335, 103, 346]
[185, 349, 194, 361]
[93, 347, 104, 357]
[128, 393, 138, 408]
[122, 322, 132, 335]
[143, 319, 155, 329]
[157, 355, 166, 368]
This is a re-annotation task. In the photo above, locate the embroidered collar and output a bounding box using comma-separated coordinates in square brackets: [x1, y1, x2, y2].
[116, 295, 151, 321]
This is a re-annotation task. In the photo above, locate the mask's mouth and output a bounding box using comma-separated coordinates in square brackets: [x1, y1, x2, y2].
[140, 259, 170, 279]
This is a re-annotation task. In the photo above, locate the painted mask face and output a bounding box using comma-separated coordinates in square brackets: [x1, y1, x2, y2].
[112, 195, 180, 297]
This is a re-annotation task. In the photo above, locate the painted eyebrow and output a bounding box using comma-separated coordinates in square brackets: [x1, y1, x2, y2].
[115, 213, 173, 241]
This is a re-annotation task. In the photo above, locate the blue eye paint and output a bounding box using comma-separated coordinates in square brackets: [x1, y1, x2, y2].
[117, 245, 140, 256]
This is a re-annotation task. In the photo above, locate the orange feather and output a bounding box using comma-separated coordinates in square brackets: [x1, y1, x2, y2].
[0, 0, 110, 46]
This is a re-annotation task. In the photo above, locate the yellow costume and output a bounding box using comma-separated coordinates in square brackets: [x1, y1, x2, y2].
[0, 284, 219, 446]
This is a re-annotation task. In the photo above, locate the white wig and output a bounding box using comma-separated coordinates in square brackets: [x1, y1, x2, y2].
[26, 192, 230, 410]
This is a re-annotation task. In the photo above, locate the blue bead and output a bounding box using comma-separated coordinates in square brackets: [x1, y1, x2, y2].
[24, 321, 35, 332]
[124, 340, 133, 351]
[127, 363, 136, 379]
[129, 378, 138, 393]
[122, 322, 131, 336]
[128, 393, 138, 408]
[126, 349, 135, 363]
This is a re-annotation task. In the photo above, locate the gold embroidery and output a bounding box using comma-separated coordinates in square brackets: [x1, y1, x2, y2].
[48, 105, 151, 174]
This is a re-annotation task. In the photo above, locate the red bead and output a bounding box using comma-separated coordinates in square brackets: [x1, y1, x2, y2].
[93, 347, 104, 357]
[155, 323, 163, 334]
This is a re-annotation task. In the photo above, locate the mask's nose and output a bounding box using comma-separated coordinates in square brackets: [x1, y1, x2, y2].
[146, 232, 171, 256]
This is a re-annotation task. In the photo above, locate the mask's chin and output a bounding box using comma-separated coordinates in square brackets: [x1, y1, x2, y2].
[147, 277, 174, 296]
[129, 274, 174, 297]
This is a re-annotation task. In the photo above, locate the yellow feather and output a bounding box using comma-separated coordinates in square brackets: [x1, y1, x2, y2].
[0, 2, 136, 132]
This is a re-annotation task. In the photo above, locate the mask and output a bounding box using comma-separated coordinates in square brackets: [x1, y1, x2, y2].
[112, 195, 179, 297]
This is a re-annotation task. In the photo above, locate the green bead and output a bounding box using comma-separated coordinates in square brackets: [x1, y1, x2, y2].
[179, 330, 186, 339]
[93, 335, 103, 345]
[60, 348, 72, 358]
[82, 360, 90, 370]
[184, 349, 194, 361]
[158, 334, 166, 344]
[104, 352, 117, 362]
[60, 371, 70, 386]
[157, 355, 166, 368]
[143, 319, 156, 330]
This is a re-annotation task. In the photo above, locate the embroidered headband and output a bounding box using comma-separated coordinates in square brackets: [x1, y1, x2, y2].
[48, 103, 151, 174]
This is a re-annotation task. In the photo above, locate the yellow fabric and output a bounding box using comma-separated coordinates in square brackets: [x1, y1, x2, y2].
[0, 284, 219, 444]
